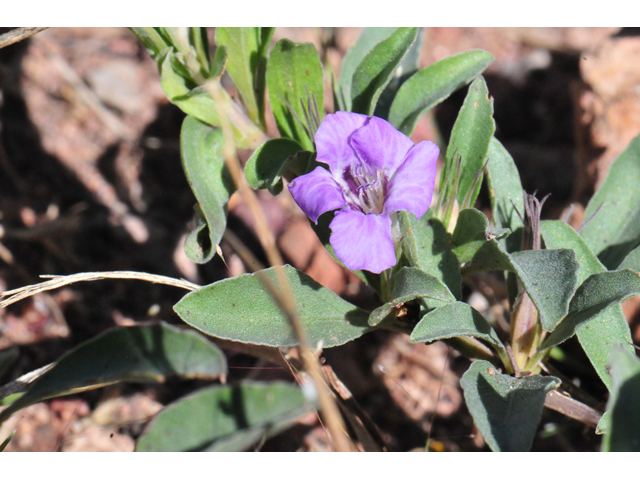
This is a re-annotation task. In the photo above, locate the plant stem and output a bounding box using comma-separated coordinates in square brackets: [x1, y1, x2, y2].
[443, 337, 501, 367]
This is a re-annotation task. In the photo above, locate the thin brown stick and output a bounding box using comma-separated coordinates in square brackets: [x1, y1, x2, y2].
[0, 271, 199, 309]
[206, 81, 353, 452]
[0, 27, 48, 50]
[544, 390, 601, 429]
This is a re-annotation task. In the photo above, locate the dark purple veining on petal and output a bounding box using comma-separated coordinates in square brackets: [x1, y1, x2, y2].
[287, 112, 440, 273]
[338, 161, 389, 215]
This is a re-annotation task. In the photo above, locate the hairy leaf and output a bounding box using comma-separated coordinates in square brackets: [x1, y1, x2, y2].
[389, 49, 494, 136]
[174, 265, 371, 348]
[461, 360, 560, 452]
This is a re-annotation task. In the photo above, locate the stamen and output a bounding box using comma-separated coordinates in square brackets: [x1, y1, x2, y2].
[341, 162, 388, 215]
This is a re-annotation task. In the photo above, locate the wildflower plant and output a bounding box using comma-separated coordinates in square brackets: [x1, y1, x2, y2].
[2, 27, 640, 452]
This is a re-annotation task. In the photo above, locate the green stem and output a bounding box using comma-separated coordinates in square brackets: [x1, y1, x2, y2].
[443, 337, 501, 368]
[380, 269, 393, 304]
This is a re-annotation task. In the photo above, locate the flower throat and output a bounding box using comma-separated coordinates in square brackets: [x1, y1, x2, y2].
[341, 162, 388, 215]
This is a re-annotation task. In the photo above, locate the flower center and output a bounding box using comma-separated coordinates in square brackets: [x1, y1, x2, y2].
[341, 162, 387, 215]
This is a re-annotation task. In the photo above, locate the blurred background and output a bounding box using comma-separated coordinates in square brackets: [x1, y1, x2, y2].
[1, 27, 639, 451]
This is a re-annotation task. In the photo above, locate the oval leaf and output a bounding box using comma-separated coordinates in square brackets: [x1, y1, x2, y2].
[460, 360, 560, 452]
[410, 302, 506, 358]
[509, 249, 579, 332]
[266, 39, 324, 151]
[368, 267, 455, 327]
[452, 208, 510, 264]
[350, 27, 419, 116]
[580, 131, 640, 269]
[398, 211, 462, 299]
[181, 115, 234, 264]
[602, 347, 640, 451]
[541, 269, 640, 351]
[136, 381, 312, 452]
[0, 323, 227, 425]
[460, 226, 579, 334]
[389, 49, 494, 136]
[244, 138, 306, 194]
[618, 244, 640, 272]
[541, 220, 634, 389]
[174, 265, 371, 348]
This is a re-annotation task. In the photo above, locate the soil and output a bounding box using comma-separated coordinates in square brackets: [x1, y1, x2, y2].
[1, 27, 639, 452]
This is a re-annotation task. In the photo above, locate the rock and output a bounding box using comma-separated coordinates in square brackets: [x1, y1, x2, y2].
[577, 37, 640, 194]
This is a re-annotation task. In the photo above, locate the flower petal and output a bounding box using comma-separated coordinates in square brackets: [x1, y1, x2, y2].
[329, 210, 396, 273]
[350, 116, 414, 173]
[315, 111, 369, 174]
[289, 167, 345, 223]
[382, 141, 439, 218]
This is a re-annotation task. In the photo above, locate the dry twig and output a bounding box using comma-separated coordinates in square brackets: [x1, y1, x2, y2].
[0, 27, 48, 50]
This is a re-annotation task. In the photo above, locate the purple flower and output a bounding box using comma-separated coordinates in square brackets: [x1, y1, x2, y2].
[288, 112, 439, 274]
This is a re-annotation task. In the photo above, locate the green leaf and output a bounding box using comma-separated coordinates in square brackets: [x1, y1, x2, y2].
[410, 302, 506, 357]
[351, 27, 419, 116]
[338, 28, 397, 112]
[440, 76, 495, 209]
[460, 360, 560, 452]
[452, 208, 510, 264]
[266, 39, 324, 151]
[389, 49, 494, 136]
[602, 347, 640, 451]
[373, 27, 423, 121]
[485, 137, 524, 252]
[0, 323, 227, 426]
[509, 249, 579, 332]
[0, 430, 14, 452]
[398, 211, 462, 299]
[159, 48, 213, 116]
[580, 132, 640, 269]
[542, 270, 640, 351]
[598, 411, 611, 435]
[541, 220, 634, 389]
[189, 27, 212, 76]
[210, 44, 229, 79]
[244, 138, 307, 195]
[184, 204, 216, 264]
[0, 346, 18, 378]
[136, 381, 312, 452]
[618, 244, 640, 272]
[158, 49, 260, 149]
[215, 28, 273, 127]
[368, 267, 456, 327]
[462, 235, 579, 333]
[174, 265, 371, 348]
[181, 116, 234, 263]
[481, 138, 524, 308]
[129, 28, 169, 60]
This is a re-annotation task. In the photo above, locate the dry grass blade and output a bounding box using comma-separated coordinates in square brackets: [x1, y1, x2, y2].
[205, 80, 354, 452]
[0, 271, 199, 309]
[0, 27, 48, 50]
